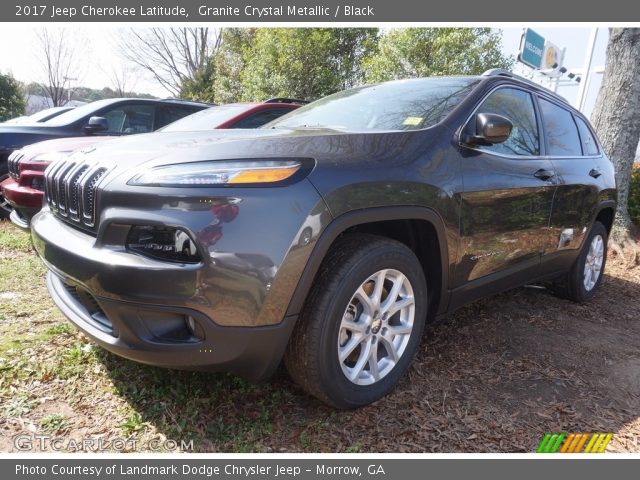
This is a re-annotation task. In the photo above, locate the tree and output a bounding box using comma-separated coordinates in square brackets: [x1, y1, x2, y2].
[106, 64, 137, 98]
[0, 73, 25, 122]
[240, 28, 378, 102]
[590, 28, 640, 242]
[211, 28, 257, 104]
[35, 28, 79, 107]
[119, 28, 222, 97]
[363, 28, 512, 82]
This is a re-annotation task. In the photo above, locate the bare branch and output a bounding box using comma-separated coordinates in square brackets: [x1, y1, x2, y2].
[35, 28, 79, 107]
[117, 28, 221, 97]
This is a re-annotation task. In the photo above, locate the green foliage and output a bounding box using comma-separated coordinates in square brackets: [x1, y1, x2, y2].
[363, 28, 513, 82]
[628, 166, 640, 225]
[212, 28, 257, 104]
[179, 28, 512, 104]
[239, 28, 378, 102]
[23, 82, 156, 104]
[0, 73, 26, 121]
[180, 60, 217, 103]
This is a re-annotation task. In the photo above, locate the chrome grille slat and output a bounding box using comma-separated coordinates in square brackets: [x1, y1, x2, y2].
[66, 164, 89, 219]
[54, 161, 76, 216]
[44, 159, 108, 232]
[7, 151, 24, 179]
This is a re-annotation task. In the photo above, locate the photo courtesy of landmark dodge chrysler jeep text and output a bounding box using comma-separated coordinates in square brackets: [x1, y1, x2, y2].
[31, 70, 616, 408]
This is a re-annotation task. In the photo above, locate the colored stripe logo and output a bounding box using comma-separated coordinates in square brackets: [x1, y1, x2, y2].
[537, 433, 612, 453]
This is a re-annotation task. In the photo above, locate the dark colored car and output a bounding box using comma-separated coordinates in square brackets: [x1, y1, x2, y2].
[2, 106, 76, 125]
[2, 99, 302, 228]
[31, 70, 616, 408]
[0, 98, 211, 218]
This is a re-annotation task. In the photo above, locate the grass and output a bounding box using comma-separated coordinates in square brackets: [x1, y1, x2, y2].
[40, 414, 69, 434]
[1, 220, 640, 453]
[0, 227, 33, 253]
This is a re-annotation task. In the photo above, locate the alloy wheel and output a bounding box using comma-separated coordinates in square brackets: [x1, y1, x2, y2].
[337, 269, 415, 386]
[583, 234, 604, 291]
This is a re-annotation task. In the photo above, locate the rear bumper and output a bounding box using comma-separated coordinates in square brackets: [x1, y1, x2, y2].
[46, 269, 296, 380]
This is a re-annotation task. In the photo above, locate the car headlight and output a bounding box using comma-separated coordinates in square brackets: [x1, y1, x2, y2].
[30, 151, 72, 163]
[128, 160, 303, 187]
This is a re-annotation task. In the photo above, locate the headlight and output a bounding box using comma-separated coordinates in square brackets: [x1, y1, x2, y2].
[30, 151, 72, 163]
[128, 160, 303, 187]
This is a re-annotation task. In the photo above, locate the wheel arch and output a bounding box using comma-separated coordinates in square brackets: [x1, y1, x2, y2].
[285, 206, 451, 320]
[593, 201, 616, 236]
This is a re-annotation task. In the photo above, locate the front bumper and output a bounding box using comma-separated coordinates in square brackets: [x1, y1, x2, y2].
[30, 176, 330, 378]
[2, 175, 44, 227]
[46, 270, 296, 380]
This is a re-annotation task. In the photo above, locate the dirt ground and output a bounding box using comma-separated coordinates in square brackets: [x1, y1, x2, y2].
[0, 220, 638, 453]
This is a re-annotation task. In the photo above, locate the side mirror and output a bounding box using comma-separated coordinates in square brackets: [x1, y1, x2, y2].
[84, 116, 109, 134]
[463, 113, 512, 146]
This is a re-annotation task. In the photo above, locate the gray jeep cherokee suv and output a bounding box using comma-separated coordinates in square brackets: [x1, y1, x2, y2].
[32, 70, 616, 408]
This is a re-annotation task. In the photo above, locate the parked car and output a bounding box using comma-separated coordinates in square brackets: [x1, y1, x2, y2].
[1, 99, 303, 227]
[31, 70, 616, 408]
[1, 106, 76, 125]
[0, 98, 211, 218]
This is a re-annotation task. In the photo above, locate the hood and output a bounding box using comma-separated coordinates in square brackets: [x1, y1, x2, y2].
[64, 127, 439, 175]
[0, 125, 72, 152]
[16, 136, 114, 161]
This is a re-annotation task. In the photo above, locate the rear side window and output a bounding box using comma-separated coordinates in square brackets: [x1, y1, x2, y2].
[574, 116, 599, 156]
[231, 108, 293, 129]
[157, 106, 199, 129]
[474, 87, 540, 156]
[538, 98, 582, 156]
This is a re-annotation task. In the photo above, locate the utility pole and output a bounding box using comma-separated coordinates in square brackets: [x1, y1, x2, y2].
[64, 76, 78, 105]
[576, 28, 598, 112]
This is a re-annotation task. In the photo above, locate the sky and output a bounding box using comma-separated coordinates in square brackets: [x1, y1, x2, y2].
[0, 26, 609, 116]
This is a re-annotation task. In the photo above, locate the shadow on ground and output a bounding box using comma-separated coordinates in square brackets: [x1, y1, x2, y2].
[98, 267, 640, 452]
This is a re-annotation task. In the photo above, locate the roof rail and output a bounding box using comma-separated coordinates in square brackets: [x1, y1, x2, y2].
[482, 68, 569, 105]
[265, 97, 309, 105]
[161, 98, 216, 106]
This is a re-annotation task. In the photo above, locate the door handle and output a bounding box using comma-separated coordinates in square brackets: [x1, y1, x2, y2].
[589, 168, 602, 178]
[533, 169, 555, 181]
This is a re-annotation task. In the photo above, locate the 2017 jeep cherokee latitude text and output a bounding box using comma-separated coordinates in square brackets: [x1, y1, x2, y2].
[31, 70, 616, 408]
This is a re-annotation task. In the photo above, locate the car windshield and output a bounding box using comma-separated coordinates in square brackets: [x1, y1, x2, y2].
[43, 99, 126, 126]
[160, 104, 252, 132]
[29, 107, 74, 123]
[268, 77, 479, 131]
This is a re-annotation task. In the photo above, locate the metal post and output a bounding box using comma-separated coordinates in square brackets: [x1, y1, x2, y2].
[576, 28, 598, 112]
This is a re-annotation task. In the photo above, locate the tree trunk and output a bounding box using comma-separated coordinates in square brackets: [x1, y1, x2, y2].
[590, 28, 640, 241]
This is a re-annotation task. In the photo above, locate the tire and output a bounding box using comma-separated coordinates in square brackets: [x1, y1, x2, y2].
[284, 233, 427, 409]
[551, 221, 608, 302]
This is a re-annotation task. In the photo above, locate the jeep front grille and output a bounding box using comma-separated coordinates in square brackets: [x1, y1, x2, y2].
[45, 160, 108, 231]
[7, 150, 24, 179]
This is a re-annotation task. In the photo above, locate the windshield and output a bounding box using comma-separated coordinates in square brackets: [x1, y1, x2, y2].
[29, 107, 73, 123]
[160, 104, 251, 132]
[268, 77, 479, 131]
[44, 99, 126, 126]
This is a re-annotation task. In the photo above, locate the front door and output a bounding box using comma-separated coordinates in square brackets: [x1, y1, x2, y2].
[454, 86, 556, 291]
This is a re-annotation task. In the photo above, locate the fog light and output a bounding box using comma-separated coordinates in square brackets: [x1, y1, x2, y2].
[126, 225, 201, 263]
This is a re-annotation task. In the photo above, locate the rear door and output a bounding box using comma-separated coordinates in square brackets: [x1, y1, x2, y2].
[541, 98, 601, 274]
[455, 86, 557, 289]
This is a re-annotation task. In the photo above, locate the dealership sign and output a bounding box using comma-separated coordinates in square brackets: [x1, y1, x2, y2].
[519, 28, 546, 69]
[518, 28, 565, 74]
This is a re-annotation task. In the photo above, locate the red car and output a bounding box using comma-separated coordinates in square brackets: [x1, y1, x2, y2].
[1, 99, 303, 229]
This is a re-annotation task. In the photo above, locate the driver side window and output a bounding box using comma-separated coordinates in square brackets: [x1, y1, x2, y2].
[100, 105, 155, 134]
[475, 88, 540, 156]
